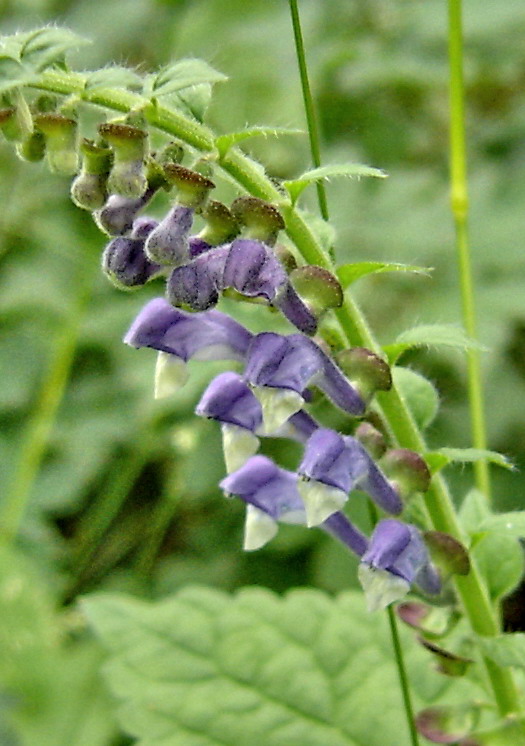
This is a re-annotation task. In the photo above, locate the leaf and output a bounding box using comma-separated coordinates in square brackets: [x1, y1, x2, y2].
[392, 366, 440, 430]
[459, 489, 491, 534]
[477, 634, 525, 670]
[19, 27, 88, 71]
[0, 57, 34, 94]
[284, 163, 387, 204]
[148, 58, 227, 98]
[472, 532, 524, 600]
[85, 66, 143, 91]
[216, 126, 304, 157]
[384, 324, 487, 365]
[337, 261, 431, 290]
[83, 587, 479, 746]
[425, 448, 514, 475]
[478, 512, 525, 538]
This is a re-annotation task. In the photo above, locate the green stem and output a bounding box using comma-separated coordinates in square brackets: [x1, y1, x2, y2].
[288, 0, 330, 224]
[28, 68, 522, 716]
[448, 0, 491, 500]
[0, 259, 94, 546]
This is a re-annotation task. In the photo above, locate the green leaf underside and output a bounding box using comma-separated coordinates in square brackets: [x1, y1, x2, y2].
[425, 448, 514, 475]
[83, 587, 478, 746]
[284, 163, 387, 203]
[85, 67, 143, 91]
[148, 59, 227, 98]
[337, 262, 431, 290]
[392, 366, 439, 430]
[478, 634, 525, 670]
[216, 127, 304, 157]
[384, 324, 486, 365]
[478, 512, 525, 537]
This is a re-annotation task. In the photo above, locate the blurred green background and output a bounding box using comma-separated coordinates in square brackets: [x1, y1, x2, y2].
[0, 1, 524, 742]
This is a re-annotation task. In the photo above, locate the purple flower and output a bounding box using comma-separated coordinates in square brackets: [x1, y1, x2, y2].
[101, 217, 162, 290]
[189, 235, 212, 257]
[94, 185, 158, 236]
[144, 204, 194, 266]
[222, 239, 317, 334]
[220, 454, 370, 555]
[243, 332, 366, 431]
[166, 246, 229, 312]
[298, 428, 403, 525]
[358, 519, 441, 611]
[124, 297, 252, 397]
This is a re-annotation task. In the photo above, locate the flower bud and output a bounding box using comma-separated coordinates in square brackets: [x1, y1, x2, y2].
[380, 448, 431, 500]
[355, 421, 387, 459]
[289, 265, 343, 320]
[0, 94, 33, 142]
[94, 185, 158, 236]
[423, 530, 470, 578]
[273, 244, 298, 274]
[336, 347, 392, 404]
[199, 201, 239, 246]
[99, 122, 148, 198]
[16, 131, 46, 162]
[163, 163, 215, 209]
[70, 139, 112, 210]
[157, 141, 184, 167]
[34, 113, 78, 174]
[144, 205, 194, 266]
[102, 217, 161, 290]
[230, 196, 284, 246]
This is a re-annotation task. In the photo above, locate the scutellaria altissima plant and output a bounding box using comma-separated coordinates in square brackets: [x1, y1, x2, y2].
[1, 11, 525, 746]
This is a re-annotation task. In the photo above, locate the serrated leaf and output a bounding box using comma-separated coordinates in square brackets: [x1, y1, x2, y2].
[20, 27, 88, 72]
[477, 634, 525, 669]
[284, 163, 387, 204]
[392, 366, 440, 430]
[83, 586, 479, 746]
[173, 84, 213, 123]
[216, 126, 303, 157]
[384, 324, 486, 365]
[478, 512, 525, 538]
[85, 66, 143, 91]
[149, 58, 227, 98]
[425, 448, 514, 475]
[337, 261, 431, 290]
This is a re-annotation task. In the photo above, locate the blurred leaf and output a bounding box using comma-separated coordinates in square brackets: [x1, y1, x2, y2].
[83, 586, 480, 746]
[20, 27, 89, 72]
[146, 58, 227, 98]
[472, 532, 524, 600]
[216, 126, 303, 157]
[0, 57, 35, 93]
[337, 261, 431, 290]
[85, 66, 143, 91]
[459, 489, 491, 534]
[425, 448, 514, 475]
[392, 366, 440, 430]
[384, 325, 486, 365]
[478, 512, 525, 538]
[284, 163, 387, 204]
[478, 634, 525, 670]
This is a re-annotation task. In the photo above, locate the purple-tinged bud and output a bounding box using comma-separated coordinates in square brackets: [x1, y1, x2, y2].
[101, 218, 161, 291]
[415, 706, 478, 744]
[34, 113, 78, 174]
[273, 244, 297, 274]
[418, 637, 473, 677]
[163, 163, 215, 209]
[223, 238, 287, 301]
[94, 185, 158, 236]
[359, 519, 441, 611]
[397, 602, 457, 638]
[289, 265, 343, 321]
[167, 245, 229, 311]
[199, 200, 239, 246]
[423, 531, 470, 578]
[336, 347, 392, 404]
[99, 122, 148, 199]
[231, 196, 284, 246]
[380, 448, 431, 500]
[16, 131, 46, 162]
[70, 139, 112, 211]
[144, 205, 194, 266]
[355, 421, 387, 459]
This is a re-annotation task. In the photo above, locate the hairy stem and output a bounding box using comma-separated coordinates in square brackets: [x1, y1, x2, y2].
[29, 69, 523, 715]
[448, 0, 491, 499]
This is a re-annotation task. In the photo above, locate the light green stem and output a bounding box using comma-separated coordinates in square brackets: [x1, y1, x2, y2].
[448, 0, 491, 500]
[28, 70, 523, 716]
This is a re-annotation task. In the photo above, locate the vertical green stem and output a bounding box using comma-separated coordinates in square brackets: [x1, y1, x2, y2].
[0, 260, 94, 546]
[288, 0, 330, 224]
[448, 0, 491, 499]
[289, 4, 419, 741]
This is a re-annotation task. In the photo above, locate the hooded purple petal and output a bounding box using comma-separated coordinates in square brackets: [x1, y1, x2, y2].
[124, 297, 252, 362]
[167, 245, 229, 312]
[300, 428, 368, 493]
[102, 218, 161, 289]
[222, 238, 288, 301]
[196, 372, 263, 432]
[244, 333, 322, 394]
[189, 235, 212, 257]
[94, 185, 158, 236]
[274, 281, 318, 335]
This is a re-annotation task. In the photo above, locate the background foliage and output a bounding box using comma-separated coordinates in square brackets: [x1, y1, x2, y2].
[1, 0, 524, 743]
